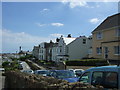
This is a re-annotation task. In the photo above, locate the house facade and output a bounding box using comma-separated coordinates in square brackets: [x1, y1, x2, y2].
[92, 13, 120, 60]
[51, 43, 58, 62]
[32, 46, 39, 59]
[67, 36, 92, 60]
[57, 35, 76, 61]
[38, 41, 57, 61]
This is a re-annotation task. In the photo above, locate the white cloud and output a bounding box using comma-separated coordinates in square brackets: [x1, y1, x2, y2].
[62, 0, 88, 8]
[36, 23, 46, 27]
[69, 0, 87, 8]
[50, 33, 63, 37]
[36, 22, 64, 27]
[40, 8, 50, 13]
[89, 18, 100, 24]
[43, 8, 49, 11]
[1, 29, 56, 53]
[51, 23, 64, 27]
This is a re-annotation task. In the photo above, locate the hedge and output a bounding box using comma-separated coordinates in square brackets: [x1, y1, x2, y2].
[66, 59, 109, 66]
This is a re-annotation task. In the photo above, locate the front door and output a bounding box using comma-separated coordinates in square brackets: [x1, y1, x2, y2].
[104, 47, 108, 59]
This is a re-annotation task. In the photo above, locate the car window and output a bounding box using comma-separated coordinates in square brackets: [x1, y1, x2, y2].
[79, 72, 90, 83]
[91, 72, 103, 85]
[103, 72, 118, 89]
[91, 71, 118, 89]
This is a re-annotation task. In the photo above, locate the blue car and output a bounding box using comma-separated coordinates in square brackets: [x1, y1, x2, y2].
[48, 70, 79, 83]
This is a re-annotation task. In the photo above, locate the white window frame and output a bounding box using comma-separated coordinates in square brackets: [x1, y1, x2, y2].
[96, 32, 103, 40]
[114, 46, 120, 55]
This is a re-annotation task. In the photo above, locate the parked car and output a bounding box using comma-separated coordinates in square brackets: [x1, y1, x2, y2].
[22, 69, 34, 74]
[34, 70, 49, 76]
[48, 70, 79, 83]
[69, 69, 84, 77]
[79, 65, 120, 89]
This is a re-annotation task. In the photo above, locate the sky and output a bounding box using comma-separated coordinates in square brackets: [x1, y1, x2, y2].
[1, 1, 119, 53]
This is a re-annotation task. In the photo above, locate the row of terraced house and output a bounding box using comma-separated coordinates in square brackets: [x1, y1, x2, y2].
[32, 13, 120, 62]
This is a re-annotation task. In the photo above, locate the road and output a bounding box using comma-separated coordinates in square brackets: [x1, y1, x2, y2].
[20, 61, 31, 72]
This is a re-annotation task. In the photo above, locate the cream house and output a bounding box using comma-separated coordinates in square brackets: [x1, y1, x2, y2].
[92, 13, 120, 60]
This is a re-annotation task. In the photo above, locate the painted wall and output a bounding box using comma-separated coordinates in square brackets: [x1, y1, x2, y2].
[67, 36, 92, 60]
[92, 27, 120, 60]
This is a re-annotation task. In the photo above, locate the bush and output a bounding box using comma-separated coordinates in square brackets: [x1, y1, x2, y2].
[19, 55, 34, 61]
[66, 59, 109, 66]
[2, 61, 10, 68]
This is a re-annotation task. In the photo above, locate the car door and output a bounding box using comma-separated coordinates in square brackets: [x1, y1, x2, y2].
[79, 72, 91, 83]
[91, 71, 118, 89]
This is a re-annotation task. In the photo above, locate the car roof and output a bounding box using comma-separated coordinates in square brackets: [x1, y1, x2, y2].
[84, 65, 120, 72]
[50, 70, 71, 72]
[35, 70, 48, 71]
[74, 69, 84, 71]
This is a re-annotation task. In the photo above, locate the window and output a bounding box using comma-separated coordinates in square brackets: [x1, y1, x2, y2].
[79, 72, 90, 83]
[96, 32, 103, 39]
[92, 72, 103, 85]
[114, 46, 120, 55]
[116, 29, 120, 37]
[83, 39, 86, 44]
[104, 72, 118, 89]
[96, 47, 102, 54]
[91, 72, 118, 89]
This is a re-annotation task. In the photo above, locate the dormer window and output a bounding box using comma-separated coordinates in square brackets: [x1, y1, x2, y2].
[96, 32, 103, 40]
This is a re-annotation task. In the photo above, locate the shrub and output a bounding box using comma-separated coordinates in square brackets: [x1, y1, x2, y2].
[2, 61, 10, 68]
[66, 59, 109, 66]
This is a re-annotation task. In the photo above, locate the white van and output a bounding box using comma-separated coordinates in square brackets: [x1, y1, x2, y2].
[79, 65, 120, 89]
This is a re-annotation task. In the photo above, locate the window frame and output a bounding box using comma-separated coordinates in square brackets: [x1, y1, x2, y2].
[114, 46, 120, 55]
[96, 32, 103, 40]
[96, 47, 102, 55]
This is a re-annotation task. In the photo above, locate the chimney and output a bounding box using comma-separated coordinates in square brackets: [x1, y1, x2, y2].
[56, 38, 60, 42]
[67, 34, 71, 38]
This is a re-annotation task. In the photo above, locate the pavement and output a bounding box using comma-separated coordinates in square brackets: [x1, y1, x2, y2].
[20, 61, 32, 72]
[0, 70, 5, 90]
[28, 60, 46, 70]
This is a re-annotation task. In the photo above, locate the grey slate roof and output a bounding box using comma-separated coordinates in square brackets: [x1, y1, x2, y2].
[92, 13, 120, 33]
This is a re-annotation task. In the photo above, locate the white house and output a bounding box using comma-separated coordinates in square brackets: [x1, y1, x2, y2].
[57, 35, 76, 61]
[67, 36, 92, 60]
[51, 43, 58, 62]
[32, 46, 39, 59]
[38, 41, 57, 61]
[39, 42, 47, 60]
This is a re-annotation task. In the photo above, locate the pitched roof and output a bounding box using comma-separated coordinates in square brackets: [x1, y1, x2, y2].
[92, 13, 120, 33]
[63, 37, 76, 45]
